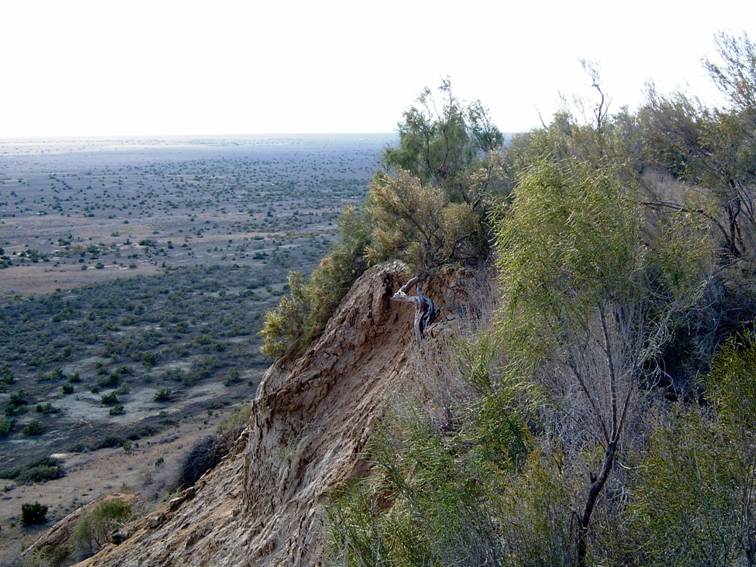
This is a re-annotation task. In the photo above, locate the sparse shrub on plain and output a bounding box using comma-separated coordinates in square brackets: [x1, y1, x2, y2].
[23, 420, 44, 436]
[153, 388, 171, 402]
[21, 501, 48, 525]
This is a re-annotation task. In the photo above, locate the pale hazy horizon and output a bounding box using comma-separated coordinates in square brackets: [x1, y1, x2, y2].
[1, 0, 755, 138]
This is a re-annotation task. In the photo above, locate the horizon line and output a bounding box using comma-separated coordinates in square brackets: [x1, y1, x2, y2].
[0, 132, 401, 141]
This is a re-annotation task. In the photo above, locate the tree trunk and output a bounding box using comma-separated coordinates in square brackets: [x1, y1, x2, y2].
[576, 441, 617, 567]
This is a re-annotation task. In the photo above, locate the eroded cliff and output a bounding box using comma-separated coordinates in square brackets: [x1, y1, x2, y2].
[74, 261, 493, 566]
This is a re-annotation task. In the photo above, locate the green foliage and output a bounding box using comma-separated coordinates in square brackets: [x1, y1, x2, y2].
[0, 457, 64, 484]
[5, 389, 29, 416]
[328, 413, 504, 567]
[383, 79, 502, 191]
[639, 33, 756, 259]
[153, 388, 171, 402]
[627, 335, 755, 566]
[365, 170, 482, 274]
[328, 336, 542, 566]
[261, 205, 371, 358]
[0, 416, 14, 437]
[73, 498, 132, 557]
[495, 159, 711, 377]
[21, 501, 49, 525]
[23, 419, 44, 436]
[100, 391, 120, 405]
[705, 330, 756, 436]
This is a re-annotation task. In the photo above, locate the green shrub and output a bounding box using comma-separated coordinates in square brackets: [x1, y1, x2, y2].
[100, 391, 119, 405]
[21, 501, 48, 525]
[627, 332, 755, 566]
[0, 416, 14, 437]
[5, 390, 29, 416]
[153, 388, 171, 402]
[73, 498, 132, 557]
[0, 457, 64, 483]
[328, 413, 505, 567]
[261, 206, 371, 358]
[23, 420, 44, 436]
[109, 404, 125, 416]
[36, 402, 60, 414]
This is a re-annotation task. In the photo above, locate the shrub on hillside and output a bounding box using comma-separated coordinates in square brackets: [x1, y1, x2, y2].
[21, 501, 48, 525]
[177, 435, 226, 488]
[261, 206, 371, 358]
[72, 498, 132, 559]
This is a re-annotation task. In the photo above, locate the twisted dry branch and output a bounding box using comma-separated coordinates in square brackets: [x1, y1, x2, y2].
[390, 275, 438, 342]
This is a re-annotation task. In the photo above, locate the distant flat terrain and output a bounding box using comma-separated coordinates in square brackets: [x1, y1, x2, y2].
[0, 135, 391, 562]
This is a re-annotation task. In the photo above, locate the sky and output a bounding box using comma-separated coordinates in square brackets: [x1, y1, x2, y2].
[1, 0, 754, 138]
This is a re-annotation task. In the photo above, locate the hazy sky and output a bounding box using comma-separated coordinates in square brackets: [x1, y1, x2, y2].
[1, 0, 754, 137]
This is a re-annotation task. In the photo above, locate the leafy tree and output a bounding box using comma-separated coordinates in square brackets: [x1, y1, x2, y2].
[365, 170, 482, 275]
[640, 32, 755, 259]
[495, 159, 711, 565]
[383, 79, 503, 198]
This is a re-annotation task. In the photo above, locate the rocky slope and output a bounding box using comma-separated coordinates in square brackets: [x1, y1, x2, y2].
[69, 261, 493, 566]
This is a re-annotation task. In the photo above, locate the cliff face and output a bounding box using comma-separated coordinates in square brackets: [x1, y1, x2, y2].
[77, 261, 494, 567]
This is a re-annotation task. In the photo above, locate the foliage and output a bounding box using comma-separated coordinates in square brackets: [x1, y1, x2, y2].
[0, 457, 64, 484]
[261, 82, 506, 359]
[23, 420, 45, 436]
[0, 416, 14, 437]
[365, 170, 482, 274]
[328, 413, 505, 567]
[177, 435, 226, 488]
[328, 337, 539, 566]
[639, 33, 756, 259]
[261, 205, 371, 358]
[627, 333, 755, 566]
[382, 79, 503, 194]
[21, 501, 49, 525]
[73, 498, 132, 558]
[496, 159, 710, 378]
[153, 388, 171, 402]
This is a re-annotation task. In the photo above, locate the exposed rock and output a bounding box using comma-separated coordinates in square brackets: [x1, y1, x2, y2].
[75, 261, 494, 566]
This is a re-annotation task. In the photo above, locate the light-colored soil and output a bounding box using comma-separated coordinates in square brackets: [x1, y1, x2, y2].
[0, 263, 160, 296]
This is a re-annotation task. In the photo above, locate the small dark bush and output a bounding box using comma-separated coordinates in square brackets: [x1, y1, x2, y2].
[109, 405, 125, 416]
[0, 457, 65, 484]
[177, 435, 225, 488]
[36, 402, 60, 414]
[96, 436, 124, 449]
[23, 420, 44, 436]
[153, 388, 171, 402]
[0, 416, 14, 437]
[62, 383, 74, 394]
[100, 391, 119, 405]
[21, 501, 48, 525]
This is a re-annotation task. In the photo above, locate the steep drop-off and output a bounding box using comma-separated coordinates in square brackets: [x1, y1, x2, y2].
[74, 261, 494, 566]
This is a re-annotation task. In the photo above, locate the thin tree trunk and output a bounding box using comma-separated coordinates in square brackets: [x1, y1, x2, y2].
[576, 441, 617, 567]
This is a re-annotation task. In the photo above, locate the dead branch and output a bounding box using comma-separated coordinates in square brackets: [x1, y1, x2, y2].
[391, 275, 438, 342]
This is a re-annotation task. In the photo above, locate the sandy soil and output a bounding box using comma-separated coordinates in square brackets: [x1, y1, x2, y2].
[0, 263, 160, 296]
